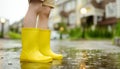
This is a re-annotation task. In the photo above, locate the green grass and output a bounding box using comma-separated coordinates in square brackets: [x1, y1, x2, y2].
[8, 31, 21, 39]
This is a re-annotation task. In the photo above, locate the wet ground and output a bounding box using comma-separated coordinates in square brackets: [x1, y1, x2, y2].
[0, 39, 120, 69]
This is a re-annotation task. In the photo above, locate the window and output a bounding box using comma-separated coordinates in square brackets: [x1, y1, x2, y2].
[64, 0, 76, 12]
[69, 13, 76, 24]
[105, 2, 117, 18]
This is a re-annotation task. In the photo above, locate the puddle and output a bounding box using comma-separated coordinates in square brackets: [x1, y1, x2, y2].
[60, 47, 120, 69]
[1, 46, 120, 69]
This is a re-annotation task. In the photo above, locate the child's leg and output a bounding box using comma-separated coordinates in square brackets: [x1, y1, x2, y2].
[23, 1, 42, 28]
[38, 5, 51, 29]
[37, 3, 63, 60]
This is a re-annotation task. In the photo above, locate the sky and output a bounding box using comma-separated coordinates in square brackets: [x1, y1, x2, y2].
[0, 0, 29, 24]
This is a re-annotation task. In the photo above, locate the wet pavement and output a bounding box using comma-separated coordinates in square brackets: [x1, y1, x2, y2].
[0, 39, 120, 69]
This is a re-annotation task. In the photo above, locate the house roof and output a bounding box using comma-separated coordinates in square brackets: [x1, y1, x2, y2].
[91, 0, 116, 9]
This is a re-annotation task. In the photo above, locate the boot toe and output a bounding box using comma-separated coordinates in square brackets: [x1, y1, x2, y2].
[40, 56, 53, 63]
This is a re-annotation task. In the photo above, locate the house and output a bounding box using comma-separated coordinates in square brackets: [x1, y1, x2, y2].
[80, 0, 117, 28]
[49, 0, 78, 29]
[10, 19, 23, 33]
[50, 0, 119, 30]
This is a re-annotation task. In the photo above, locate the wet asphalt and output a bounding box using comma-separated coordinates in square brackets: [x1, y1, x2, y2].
[0, 39, 120, 69]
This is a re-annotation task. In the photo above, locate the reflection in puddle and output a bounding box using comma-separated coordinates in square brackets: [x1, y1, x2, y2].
[21, 62, 52, 69]
[20, 60, 62, 69]
[59, 47, 120, 69]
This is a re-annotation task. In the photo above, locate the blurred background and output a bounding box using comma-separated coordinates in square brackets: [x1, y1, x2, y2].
[0, 0, 120, 41]
[1, 0, 120, 69]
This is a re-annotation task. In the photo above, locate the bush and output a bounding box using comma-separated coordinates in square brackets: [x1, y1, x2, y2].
[68, 27, 82, 40]
[86, 28, 113, 39]
[8, 32, 21, 39]
[0, 32, 1, 38]
[115, 20, 120, 37]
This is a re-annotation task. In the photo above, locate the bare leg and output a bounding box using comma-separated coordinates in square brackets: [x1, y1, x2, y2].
[23, 1, 42, 28]
[38, 5, 51, 29]
[37, 5, 63, 60]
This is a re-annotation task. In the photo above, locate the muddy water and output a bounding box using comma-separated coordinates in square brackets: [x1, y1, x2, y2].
[1, 46, 120, 69]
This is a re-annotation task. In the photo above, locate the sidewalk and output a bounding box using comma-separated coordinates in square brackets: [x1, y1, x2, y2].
[55, 40, 120, 53]
[1, 39, 120, 51]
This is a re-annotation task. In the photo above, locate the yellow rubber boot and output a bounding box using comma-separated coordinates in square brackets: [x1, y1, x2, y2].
[39, 29, 63, 60]
[20, 28, 52, 63]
